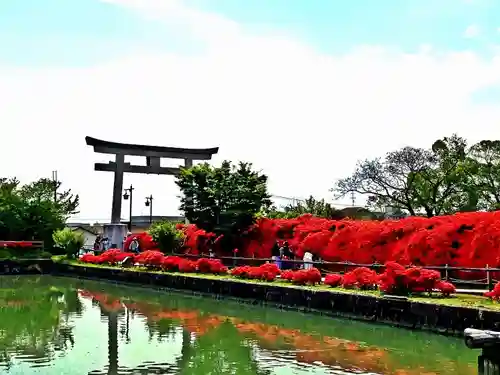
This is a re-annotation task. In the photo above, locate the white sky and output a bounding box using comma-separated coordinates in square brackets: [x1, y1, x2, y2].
[2, 0, 500, 223]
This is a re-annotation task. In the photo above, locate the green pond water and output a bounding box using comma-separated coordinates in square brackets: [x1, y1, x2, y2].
[0, 276, 479, 375]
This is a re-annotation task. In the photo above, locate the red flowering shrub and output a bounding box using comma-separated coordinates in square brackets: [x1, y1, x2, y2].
[134, 250, 164, 267]
[178, 259, 197, 273]
[324, 274, 343, 287]
[80, 253, 102, 264]
[162, 256, 182, 271]
[123, 232, 157, 252]
[436, 281, 456, 297]
[196, 258, 227, 274]
[280, 269, 295, 281]
[291, 268, 322, 286]
[0, 241, 34, 248]
[180, 225, 216, 255]
[378, 262, 455, 296]
[176, 212, 500, 274]
[230, 263, 280, 282]
[341, 267, 378, 290]
[485, 282, 500, 301]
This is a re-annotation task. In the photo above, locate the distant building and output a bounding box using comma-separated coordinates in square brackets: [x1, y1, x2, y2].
[67, 225, 99, 248]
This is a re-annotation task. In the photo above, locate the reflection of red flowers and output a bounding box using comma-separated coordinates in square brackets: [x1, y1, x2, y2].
[76, 289, 474, 375]
[78, 290, 123, 312]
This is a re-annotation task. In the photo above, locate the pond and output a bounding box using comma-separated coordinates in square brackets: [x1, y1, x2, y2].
[0, 276, 479, 375]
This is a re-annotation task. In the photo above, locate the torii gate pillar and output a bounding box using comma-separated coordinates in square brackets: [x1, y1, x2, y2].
[86, 136, 218, 247]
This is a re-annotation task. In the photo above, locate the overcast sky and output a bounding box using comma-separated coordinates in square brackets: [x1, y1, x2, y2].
[1, 0, 500, 223]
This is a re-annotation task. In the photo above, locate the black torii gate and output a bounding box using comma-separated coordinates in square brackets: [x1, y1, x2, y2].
[86, 136, 218, 246]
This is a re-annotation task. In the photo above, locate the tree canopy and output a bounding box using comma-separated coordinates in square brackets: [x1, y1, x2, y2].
[176, 160, 272, 238]
[267, 196, 343, 219]
[333, 134, 500, 217]
[0, 177, 79, 246]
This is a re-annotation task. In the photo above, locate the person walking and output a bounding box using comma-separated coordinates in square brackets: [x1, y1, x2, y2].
[128, 237, 140, 254]
[303, 250, 313, 270]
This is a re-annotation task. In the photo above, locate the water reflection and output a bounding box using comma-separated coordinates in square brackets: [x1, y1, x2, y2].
[0, 276, 479, 374]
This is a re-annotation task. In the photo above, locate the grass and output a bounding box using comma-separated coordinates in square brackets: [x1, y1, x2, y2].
[57, 258, 500, 312]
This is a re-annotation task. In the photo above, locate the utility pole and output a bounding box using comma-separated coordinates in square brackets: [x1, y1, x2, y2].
[123, 185, 134, 231]
[51, 170, 58, 203]
[145, 195, 153, 225]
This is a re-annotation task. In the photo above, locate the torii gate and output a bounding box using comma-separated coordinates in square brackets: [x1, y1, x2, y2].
[86, 136, 219, 247]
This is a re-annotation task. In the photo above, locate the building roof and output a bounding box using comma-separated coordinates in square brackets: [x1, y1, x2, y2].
[67, 224, 99, 235]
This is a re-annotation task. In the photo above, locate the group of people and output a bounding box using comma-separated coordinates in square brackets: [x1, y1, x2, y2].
[271, 241, 316, 270]
[90, 235, 315, 269]
[91, 233, 141, 254]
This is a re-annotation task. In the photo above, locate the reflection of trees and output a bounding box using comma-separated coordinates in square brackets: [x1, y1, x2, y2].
[0, 279, 79, 366]
[180, 321, 271, 375]
[106, 311, 119, 375]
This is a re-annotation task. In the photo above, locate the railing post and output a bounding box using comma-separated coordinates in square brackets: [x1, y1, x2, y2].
[487, 265, 493, 291]
[445, 264, 449, 281]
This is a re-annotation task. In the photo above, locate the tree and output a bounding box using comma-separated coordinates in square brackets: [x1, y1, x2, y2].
[52, 228, 85, 257]
[467, 140, 500, 211]
[18, 178, 79, 218]
[332, 134, 471, 217]
[267, 195, 345, 219]
[0, 177, 79, 247]
[149, 221, 185, 253]
[176, 161, 271, 248]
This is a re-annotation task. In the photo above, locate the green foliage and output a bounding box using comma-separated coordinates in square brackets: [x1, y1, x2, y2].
[0, 177, 79, 246]
[176, 161, 272, 236]
[266, 196, 345, 219]
[332, 134, 500, 217]
[149, 221, 185, 253]
[52, 228, 84, 257]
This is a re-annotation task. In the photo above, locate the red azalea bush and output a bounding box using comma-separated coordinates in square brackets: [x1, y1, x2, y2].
[231, 263, 281, 282]
[436, 281, 456, 297]
[162, 256, 182, 272]
[324, 273, 343, 287]
[135, 250, 164, 267]
[196, 258, 228, 274]
[342, 267, 378, 290]
[123, 232, 157, 252]
[485, 282, 500, 301]
[0, 241, 35, 248]
[278, 268, 322, 286]
[178, 259, 197, 273]
[378, 261, 452, 296]
[181, 212, 500, 275]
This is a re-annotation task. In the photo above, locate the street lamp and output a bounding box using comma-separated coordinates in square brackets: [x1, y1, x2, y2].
[145, 195, 153, 225]
[123, 184, 134, 231]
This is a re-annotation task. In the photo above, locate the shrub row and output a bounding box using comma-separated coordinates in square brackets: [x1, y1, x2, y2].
[80, 249, 227, 275]
[79, 250, 461, 298]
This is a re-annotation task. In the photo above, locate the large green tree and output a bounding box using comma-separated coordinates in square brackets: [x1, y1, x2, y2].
[0, 177, 79, 246]
[332, 134, 473, 217]
[176, 161, 271, 240]
[467, 140, 500, 211]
